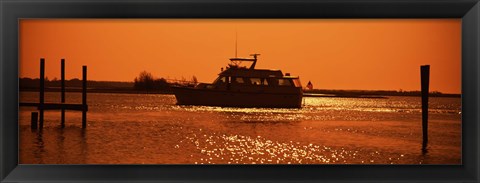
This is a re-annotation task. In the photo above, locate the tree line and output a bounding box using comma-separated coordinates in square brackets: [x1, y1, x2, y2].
[133, 71, 170, 90]
[19, 77, 133, 89]
[133, 71, 198, 90]
[19, 71, 198, 92]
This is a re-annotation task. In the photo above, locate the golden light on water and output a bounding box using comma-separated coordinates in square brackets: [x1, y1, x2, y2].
[183, 129, 407, 164]
[19, 93, 461, 164]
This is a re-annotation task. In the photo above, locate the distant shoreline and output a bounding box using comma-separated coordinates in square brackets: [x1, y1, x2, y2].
[303, 89, 461, 98]
[19, 88, 461, 98]
[19, 77, 461, 98]
[19, 88, 174, 95]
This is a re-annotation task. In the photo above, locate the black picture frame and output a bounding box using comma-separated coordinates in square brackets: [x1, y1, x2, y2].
[1, 0, 478, 182]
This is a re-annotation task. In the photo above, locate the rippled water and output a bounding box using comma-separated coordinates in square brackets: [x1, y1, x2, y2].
[19, 92, 461, 164]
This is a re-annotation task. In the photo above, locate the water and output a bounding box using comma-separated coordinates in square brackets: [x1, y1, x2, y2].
[19, 92, 461, 164]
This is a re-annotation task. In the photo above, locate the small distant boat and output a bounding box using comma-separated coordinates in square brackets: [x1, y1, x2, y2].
[172, 54, 303, 108]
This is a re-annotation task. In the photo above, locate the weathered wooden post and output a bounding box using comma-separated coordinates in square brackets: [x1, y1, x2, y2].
[31, 112, 38, 130]
[421, 65, 430, 153]
[19, 58, 89, 129]
[39, 58, 45, 129]
[61, 59, 66, 128]
[82, 65, 87, 128]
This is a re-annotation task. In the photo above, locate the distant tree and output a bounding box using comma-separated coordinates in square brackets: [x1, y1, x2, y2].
[153, 78, 170, 90]
[68, 78, 82, 87]
[134, 71, 155, 90]
[19, 77, 38, 89]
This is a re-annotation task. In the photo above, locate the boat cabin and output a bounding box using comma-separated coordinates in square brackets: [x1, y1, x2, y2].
[213, 69, 302, 88]
[197, 54, 302, 90]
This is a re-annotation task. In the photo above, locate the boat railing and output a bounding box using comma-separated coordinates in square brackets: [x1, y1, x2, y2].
[167, 79, 198, 87]
[229, 53, 260, 69]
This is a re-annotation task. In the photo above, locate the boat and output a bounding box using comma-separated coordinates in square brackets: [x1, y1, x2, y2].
[172, 54, 303, 108]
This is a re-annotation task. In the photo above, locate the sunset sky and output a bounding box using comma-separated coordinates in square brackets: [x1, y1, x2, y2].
[20, 19, 461, 93]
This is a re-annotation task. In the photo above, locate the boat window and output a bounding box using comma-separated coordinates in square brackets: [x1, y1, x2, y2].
[249, 78, 268, 86]
[250, 78, 261, 85]
[267, 78, 278, 86]
[206, 85, 215, 89]
[278, 78, 293, 86]
[292, 78, 302, 87]
[261, 78, 269, 86]
[234, 77, 245, 84]
[214, 76, 226, 84]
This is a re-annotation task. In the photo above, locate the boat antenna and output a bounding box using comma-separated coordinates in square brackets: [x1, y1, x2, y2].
[235, 31, 238, 58]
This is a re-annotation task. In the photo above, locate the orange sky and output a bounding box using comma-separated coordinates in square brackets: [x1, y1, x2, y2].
[20, 19, 461, 94]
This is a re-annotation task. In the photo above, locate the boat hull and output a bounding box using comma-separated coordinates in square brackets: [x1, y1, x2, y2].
[172, 87, 303, 108]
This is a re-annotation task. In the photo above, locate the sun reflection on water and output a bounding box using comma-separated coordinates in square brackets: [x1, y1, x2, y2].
[19, 93, 461, 164]
[96, 95, 460, 122]
[183, 129, 407, 164]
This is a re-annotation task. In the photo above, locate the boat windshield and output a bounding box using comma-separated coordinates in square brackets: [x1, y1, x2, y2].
[229, 54, 259, 69]
[229, 60, 253, 68]
[278, 79, 292, 86]
[277, 78, 302, 87]
[213, 76, 226, 84]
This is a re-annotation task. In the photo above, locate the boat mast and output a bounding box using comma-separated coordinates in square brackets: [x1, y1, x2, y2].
[235, 31, 238, 58]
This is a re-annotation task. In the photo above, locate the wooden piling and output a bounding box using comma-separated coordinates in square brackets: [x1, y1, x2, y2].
[31, 112, 38, 130]
[22, 58, 89, 129]
[39, 58, 45, 129]
[421, 65, 430, 153]
[82, 66, 87, 128]
[61, 59, 65, 128]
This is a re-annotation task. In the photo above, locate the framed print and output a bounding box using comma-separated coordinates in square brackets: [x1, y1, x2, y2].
[1, 0, 479, 182]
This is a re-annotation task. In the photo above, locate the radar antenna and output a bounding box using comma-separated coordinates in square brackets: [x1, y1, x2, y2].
[250, 53, 261, 59]
[249, 53, 260, 69]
